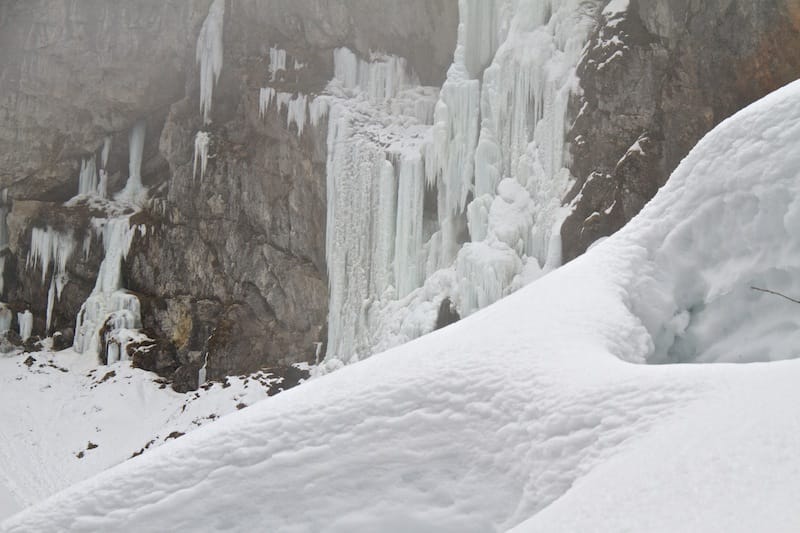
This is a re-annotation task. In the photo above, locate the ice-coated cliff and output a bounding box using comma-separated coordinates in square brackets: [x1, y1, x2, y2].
[0, 0, 797, 383]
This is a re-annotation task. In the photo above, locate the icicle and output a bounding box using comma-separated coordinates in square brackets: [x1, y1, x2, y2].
[78, 157, 98, 197]
[18, 311, 33, 342]
[0, 189, 8, 251]
[286, 94, 308, 136]
[0, 189, 10, 296]
[394, 152, 426, 298]
[101, 136, 112, 169]
[73, 218, 143, 358]
[0, 304, 11, 333]
[309, 97, 330, 128]
[332, 48, 418, 102]
[196, 0, 225, 124]
[116, 120, 147, 204]
[269, 46, 287, 82]
[259, 87, 276, 118]
[198, 353, 209, 386]
[27, 227, 75, 286]
[193, 131, 211, 180]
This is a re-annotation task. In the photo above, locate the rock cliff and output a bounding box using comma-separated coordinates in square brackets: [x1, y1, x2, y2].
[0, 0, 798, 389]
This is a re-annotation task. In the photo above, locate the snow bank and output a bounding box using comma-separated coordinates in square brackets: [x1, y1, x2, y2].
[4, 80, 800, 532]
[0, 349, 293, 522]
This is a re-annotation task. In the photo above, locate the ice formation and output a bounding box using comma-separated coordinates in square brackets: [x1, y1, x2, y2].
[268, 47, 286, 81]
[8, 77, 800, 533]
[76, 136, 111, 199]
[322, 49, 439, 361]
[17, 311, 32, 342]
[71, 122, 148, 361]
[0, 189, 10, 297]
[26, 227, 75, 334]
[196, 0, 225, 125]
[73, 218, 143, 360]
[115, 121, 148, 204]
[193, 131, 211, 180]
[0, 304, 11, 333]
[319, 1, 597, 365]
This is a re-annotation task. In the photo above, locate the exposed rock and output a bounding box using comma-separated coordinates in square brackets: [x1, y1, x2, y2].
[435, 298, 460, 331]
[563, 0, 800, 261]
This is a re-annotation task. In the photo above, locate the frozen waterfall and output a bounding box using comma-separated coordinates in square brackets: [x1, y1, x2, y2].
[196, 0, 225, 125]
[319, 0, 597, 366]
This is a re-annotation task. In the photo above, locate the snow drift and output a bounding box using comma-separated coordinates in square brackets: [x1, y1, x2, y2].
[4, 80, 800, 532]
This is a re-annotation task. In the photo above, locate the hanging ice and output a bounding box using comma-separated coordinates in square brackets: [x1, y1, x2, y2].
[321, 0, 598, 367]
[27, 227, 75, 334]
[18, 311, 32, 342]
[269, 47, 287, 82]
[0, 304, 11, 334]
[323, 48, 438, 362]
[73, 217, 143, 360]
[78, 157, 98, 197]
[332, 47, 418, 102]
[193, 131, 211, 180]
[116, 121, 148, 204]
[196, 0, 225, 124]
[0, 189, 9, 297]
[258, 87, 276, 118]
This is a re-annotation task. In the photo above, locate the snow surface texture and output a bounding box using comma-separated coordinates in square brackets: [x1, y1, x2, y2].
[5, 77, 800, 532]
[308, 0, 597, 365]
[0, 347, 296, 522]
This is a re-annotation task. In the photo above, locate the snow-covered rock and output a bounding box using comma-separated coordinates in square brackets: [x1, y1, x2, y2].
[4, 78, 800, 532]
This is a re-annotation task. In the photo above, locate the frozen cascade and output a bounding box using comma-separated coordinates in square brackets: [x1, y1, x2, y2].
[394, 153, 427, 298]
[0, 189, 10, 296]
[323, 48, 438, 362]
[101, 136, 112, 169]
[73, 218, 143, 360]
[320, 0, 597, 368]
[116, 121, 147, 204]
[258, 87, 275, 118]
[18, 311, 32, 342]
[269, 47, 287, 81]
[332, 48, 419, 102]
[196, 0, 225, 124]
[0, 304, 11, 333]
[78, 157, 98, 197]
[27, 227, 75, 334]
[74, 136, 111, 200]
[424, 0, 595, 319]
[193, 131, 211, 180]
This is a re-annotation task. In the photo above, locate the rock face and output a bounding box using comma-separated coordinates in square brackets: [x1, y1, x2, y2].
[562, 0, 800, 261]
[0, 0, 458, 385]
[1, 0, 798, 388]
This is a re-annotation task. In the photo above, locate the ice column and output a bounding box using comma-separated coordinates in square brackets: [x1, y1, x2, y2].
[73, 218, 142, 360]
[196, 0, 225, 124]
[0, 304, 11, 333]
[18, 311, 33, 342]
[394, 153, 426, 298]
[27, 227, 75, 334]
[116, 121, 147, 204]
[333, 47, 418, 101]
[0, 189, 9, 297]
[269, 47, 287, 81]
[193, 131, 211, 180]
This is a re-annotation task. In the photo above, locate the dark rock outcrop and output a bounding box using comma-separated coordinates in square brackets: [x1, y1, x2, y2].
[562, 0, 800, 261]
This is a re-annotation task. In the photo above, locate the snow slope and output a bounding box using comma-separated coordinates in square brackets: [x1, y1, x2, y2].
[0, 347, 295, 522]
[4, 80, 800, 532]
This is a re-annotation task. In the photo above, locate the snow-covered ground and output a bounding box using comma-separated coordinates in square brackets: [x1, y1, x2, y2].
[4, 77, 800, 533]
[0, 346, 296, 522]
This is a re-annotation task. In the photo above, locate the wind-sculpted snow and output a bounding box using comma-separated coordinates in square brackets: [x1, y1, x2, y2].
[5, 81, 800, 532]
